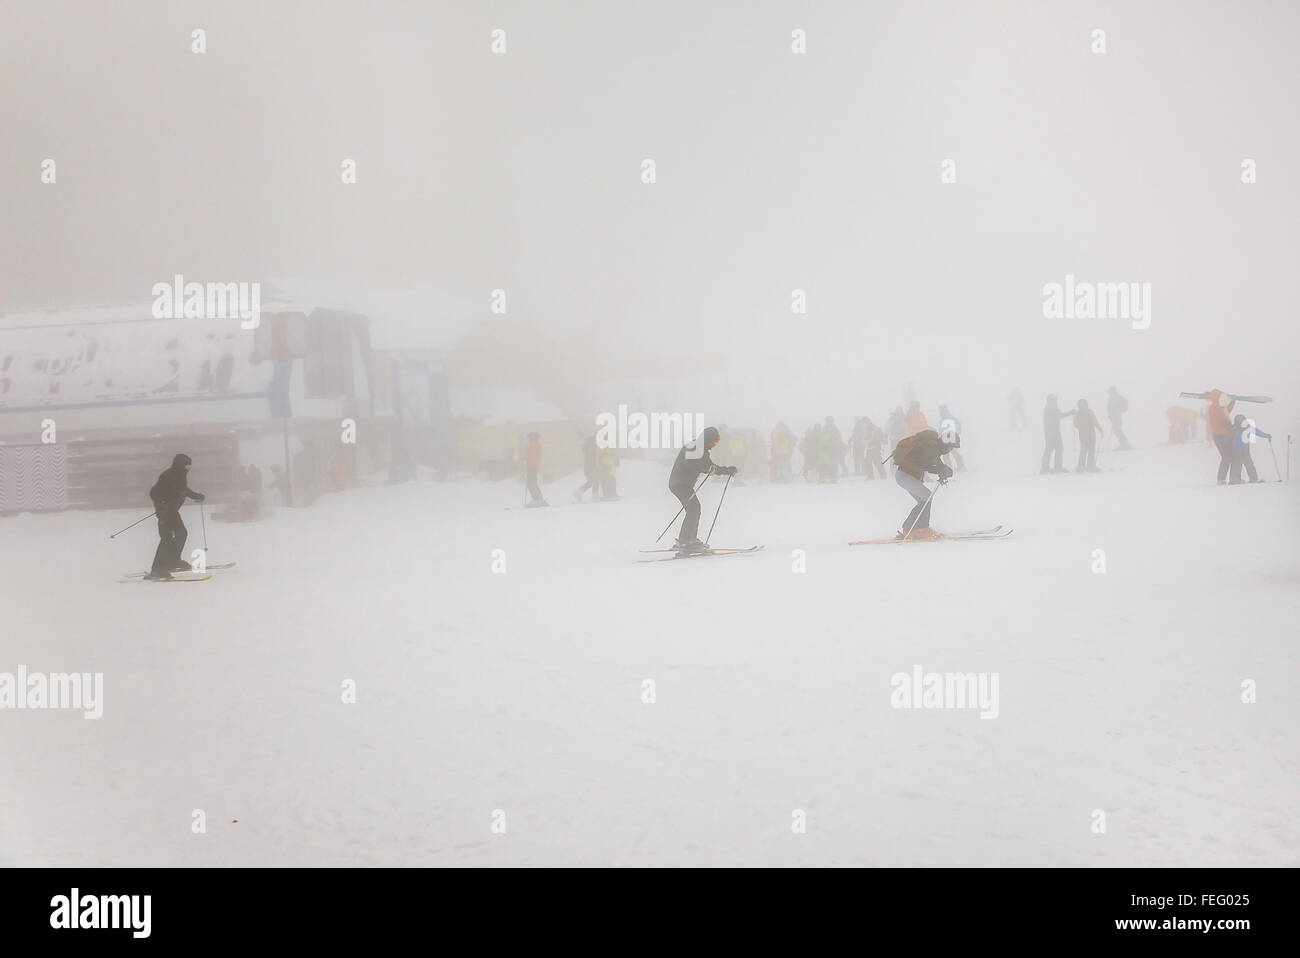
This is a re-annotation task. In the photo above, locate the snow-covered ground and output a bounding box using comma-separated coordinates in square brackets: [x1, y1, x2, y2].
[2, 436, 1297, 866]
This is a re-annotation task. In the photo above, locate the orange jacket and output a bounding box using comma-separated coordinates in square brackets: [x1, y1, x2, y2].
[1207, 390, 1235, 436]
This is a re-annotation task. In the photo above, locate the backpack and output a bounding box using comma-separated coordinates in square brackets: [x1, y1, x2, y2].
[890, 429, 939, 465]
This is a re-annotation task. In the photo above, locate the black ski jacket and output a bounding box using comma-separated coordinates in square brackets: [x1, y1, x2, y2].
[669, 443, 720, 489]
[150, 465, 201, 515]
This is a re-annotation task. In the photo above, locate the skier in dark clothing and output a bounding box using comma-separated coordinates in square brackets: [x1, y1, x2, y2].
[1107, 386, 1131, 450]
[1230, 414, 1271, 483]
[891, 429, 958, 539]
[148, 454, 205, 579]
[668, 426, 736, 552]
[850, 418, 868, 476]
[1041, 394, 1074, 474]
[1074, 399, 1102, 472]
[573, 434, 599, 502]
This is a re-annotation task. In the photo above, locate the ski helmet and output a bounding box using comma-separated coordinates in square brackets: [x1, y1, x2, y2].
[172, 453, 192, 468]
[701, 426, 720, 444]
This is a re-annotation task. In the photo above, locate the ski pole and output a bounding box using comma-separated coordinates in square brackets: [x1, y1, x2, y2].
[109, 511, 156, 539]
[200, 500, 208, 551]
[704, 473, 731, 545]
[1268, 438, 1282, 482]
[654, 472, 712, 543]
[901, 481, 940, 540]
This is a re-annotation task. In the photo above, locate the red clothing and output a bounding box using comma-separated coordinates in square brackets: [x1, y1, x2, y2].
[1207, 389, 1235, 436]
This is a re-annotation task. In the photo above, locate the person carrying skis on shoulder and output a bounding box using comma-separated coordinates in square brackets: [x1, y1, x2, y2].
[148, 453, 205, 580]
[1208, 389, 1237, 484]
[1230, 414, 1270, 483]
[891, 429, 958, 539]
[668, 426, 736, 553]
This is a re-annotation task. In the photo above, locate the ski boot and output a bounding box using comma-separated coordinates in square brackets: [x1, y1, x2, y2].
[675, 538, 708, 555]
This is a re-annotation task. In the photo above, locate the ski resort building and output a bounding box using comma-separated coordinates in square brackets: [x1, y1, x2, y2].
[0, 303, 389, 514]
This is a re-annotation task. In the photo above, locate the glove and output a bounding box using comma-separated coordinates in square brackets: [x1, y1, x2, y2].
[937, 476, 949, 486]
[724, 465, 738, 477]
[194, 492, 206, 502]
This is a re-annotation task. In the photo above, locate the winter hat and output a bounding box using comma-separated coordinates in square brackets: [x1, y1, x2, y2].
[172, 453, 192, 468]
[701, 426, 720, 444]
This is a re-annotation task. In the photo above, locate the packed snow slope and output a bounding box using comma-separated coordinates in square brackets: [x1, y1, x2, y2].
[2, 438, 1297, 866]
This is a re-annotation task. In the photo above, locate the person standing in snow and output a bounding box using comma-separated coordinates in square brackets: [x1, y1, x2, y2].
[823, 416, 845, 479]
[668, 426, 736, 552]
[573, 434, 599, 502]
[863, 417, 887, 479]
[148, 453, 205, 579]
[1041, 394, 1074, 474]
[1073, 399, 1102, 472]
[1107, 386, 1131, 450]
[1230, 414, 1271, 483]
[596, 443, 620, 499]
[1207, 389, 1237, 484]
[850, 418, 868, 476]
[802, 423, 822, 482]
[891, 429, 959, 539]
[524, 432, 548, 506]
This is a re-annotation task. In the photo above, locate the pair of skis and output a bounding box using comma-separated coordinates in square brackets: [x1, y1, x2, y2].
[1179, 392, 1271, 403]
[118, 561, 236, 583]
[848, 525, 1012, 546]
[638, 524, 1013, 559]
[637, 545, 765, 563]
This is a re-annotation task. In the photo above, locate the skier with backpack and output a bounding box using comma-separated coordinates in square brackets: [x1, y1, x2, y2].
[890, 429, 959, 539]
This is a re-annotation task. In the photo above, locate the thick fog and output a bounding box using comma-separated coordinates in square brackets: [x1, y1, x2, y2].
[3, 0, 1296, 433]
[5, 1, 1300, 882]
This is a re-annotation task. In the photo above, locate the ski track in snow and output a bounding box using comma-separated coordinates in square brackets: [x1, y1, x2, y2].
[1, 440, 1297, 866]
